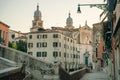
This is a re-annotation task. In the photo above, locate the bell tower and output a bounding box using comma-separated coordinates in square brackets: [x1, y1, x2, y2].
[65, 12, 74, 29]
[30, 4, 43, 32]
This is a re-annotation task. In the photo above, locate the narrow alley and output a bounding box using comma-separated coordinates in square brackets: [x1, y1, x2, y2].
[0, 0, 120, 80]
[80, 71, 109, 80]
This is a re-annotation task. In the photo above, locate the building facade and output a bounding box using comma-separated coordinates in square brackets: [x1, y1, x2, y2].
[9, 29, 26, 43]
[112, 1, 120, 80]
[27, 4, 93, 71]
[0, 21, 9, 46]
[27, 31, 80, 71]
[93, 23, 105, 70]
[79, 21, 93, 67]
[30, 4, 43, 32]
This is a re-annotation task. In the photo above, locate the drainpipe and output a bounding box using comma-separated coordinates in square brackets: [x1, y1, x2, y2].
[112, 38, 116, 80]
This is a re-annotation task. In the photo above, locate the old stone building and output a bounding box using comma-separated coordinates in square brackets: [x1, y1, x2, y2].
[30, 4, 43, 32]
[0, 21, 10, 46]
[27, 4, 93, 71]
[9, 29, 26, 43]
[79, 21, 93, 67]
[112, 1, 120, 80]
[93, 22, 104, 70]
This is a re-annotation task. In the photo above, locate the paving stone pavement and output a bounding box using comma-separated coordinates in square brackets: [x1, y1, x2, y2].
[80, 71, 109, 80]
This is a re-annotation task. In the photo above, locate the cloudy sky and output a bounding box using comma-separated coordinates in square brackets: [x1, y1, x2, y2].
[0, 0, 105, 32]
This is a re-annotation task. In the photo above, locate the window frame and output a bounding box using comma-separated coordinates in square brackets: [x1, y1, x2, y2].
[29, 35, 32, 39]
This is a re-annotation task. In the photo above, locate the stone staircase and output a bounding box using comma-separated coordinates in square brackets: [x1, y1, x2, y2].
[0, 45, 59, 80]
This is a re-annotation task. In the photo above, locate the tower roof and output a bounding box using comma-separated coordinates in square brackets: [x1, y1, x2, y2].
[82, 20, 91, 30]
[34, 4, 41, 17]
[66, 12, 73, 24]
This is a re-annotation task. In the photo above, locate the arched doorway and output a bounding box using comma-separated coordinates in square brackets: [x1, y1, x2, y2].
[85, 57, 89, 66]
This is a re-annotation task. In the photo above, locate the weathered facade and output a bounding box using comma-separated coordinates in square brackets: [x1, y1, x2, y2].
[27, 31, 81, 71]
[27, 4, 93, 72]
[93, 23, 104, 70]
[112, 1, 120, 80]
[9, 29, 26, 43]
[79, 22, 93, 67]
[0, 21, 9, 46]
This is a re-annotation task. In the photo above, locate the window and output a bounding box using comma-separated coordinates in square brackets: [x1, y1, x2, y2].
[37, 43, 41, 47]
[40, 43, 42, 47]
[59, 42, 61, 47]
[40, 35, 42, 38]
[29, 35, 32, 39]
[42, 42, 47, 47]
[53, 51, 58, 57]
[96, 32, 100, 43]
[37, 34, 47, 39]
[37, 52, 41, 57]
[28, 52, 33, 55]
[43, 34, 47, 38]
[73, 54, 75, 58]
[37, 35, 39, 39]
[59, 52, 61, 57]
[42, 52, 47, 57]
[53, 42, 58, 47]
[3, 31, 5, 39]
[64, 53, 66, 57]
[28, 43, 33, 48]
[37, 42, 47, 47]
[68, 38, 69, 41]
[28, 43, 30, 48]
[37, 43, 39, 47]
[11, 34, 15, 39]
[53, 34, 58, 38]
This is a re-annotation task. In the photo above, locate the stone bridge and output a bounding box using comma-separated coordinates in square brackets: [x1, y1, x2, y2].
[0, 44, 59, 80]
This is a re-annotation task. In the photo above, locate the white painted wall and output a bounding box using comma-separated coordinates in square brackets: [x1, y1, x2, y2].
[79, 44, 93, 65]
[27, 32, 80, 70]
[9, 30, 24, 43]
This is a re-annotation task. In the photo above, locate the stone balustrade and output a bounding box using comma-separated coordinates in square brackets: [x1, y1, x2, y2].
[59, 66, 86, 80]
[0, 45, 59, 80]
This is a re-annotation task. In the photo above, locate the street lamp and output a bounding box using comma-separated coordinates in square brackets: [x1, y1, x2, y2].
[77, 3, 107, 13]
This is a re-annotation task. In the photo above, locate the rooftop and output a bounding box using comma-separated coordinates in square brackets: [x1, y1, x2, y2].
[0, 21, 10, 28]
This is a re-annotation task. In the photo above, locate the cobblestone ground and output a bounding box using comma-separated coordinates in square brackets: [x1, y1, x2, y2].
[80, 71, 109, 80]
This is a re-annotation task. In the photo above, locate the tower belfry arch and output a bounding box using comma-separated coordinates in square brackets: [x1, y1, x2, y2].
[30, 4, 43, 32]
[65, 12, 74, 29]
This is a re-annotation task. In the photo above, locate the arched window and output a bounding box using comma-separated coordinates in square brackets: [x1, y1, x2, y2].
[96, 32, 100, 43]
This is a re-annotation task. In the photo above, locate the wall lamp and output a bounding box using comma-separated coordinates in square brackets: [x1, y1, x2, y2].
[77, 3, 107, 13]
